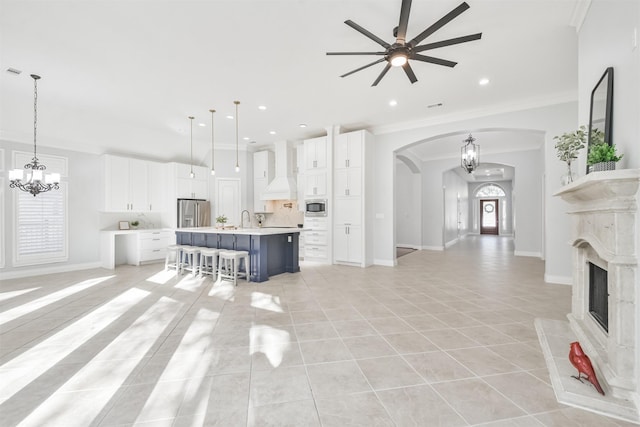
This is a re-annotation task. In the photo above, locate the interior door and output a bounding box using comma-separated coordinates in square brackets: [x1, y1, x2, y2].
[480, 199, 499, 235]
[216, 178, 241, 226]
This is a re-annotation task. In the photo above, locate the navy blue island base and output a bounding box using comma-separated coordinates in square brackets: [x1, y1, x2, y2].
[175, 228, 301, 282]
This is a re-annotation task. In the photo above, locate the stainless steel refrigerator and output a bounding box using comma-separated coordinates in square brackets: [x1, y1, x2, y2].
[177, 199, 211, 228]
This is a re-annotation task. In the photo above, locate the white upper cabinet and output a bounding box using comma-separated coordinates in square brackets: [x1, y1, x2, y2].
[305, 169, 327, 197]
[147, 161, 166, 212]
[335, 131, 363, 169]
[104, 155, 150, 212]
[253, 150, 275, 181]
[175, 163, 209, 199]
[334, 168, 362, 197]
[304, 136, 327, 170]
[253, 150, 275, 213]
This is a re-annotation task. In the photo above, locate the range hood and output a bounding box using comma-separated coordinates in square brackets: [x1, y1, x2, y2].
[260, 140, 297, 201]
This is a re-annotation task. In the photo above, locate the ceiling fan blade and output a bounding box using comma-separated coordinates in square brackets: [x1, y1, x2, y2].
[372, 63, 392, 86]
[327, 52, 386, 56]
[408, 2, 470, 47]
[395, 0, 412, 44]
[412, 54, 457, 67]
[345, 20, 391, 49]
[340, 58, 387, 78]
[413, 33, 482, 52]
[402, 62, 418, 84]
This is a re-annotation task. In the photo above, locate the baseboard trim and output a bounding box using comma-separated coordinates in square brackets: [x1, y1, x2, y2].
[514, 251, 542, 258]
[421, 246, 444, 251]
[396, 243, 421, 250]
[544, 274, 572, 285]
[374, 259, 396, 267]
[1, 261, 104, 281]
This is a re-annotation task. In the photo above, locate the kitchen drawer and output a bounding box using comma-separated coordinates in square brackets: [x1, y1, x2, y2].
[305, 245, 327, 259]
[304, 217, 328, 230]
[141, 237, 169, 250]
[139, 230, 172, 240]
[305, 230, 327, 245]
[140, 248, 166, 262]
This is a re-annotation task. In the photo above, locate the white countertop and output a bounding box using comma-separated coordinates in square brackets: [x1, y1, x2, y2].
[176, 227, 306, 235]
[100, 228, 174, 235]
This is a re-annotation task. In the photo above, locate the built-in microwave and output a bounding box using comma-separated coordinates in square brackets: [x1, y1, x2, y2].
[305, 199, 327, 217]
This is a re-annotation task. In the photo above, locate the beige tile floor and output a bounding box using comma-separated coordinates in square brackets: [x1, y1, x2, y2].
[1, 235, 637, 426]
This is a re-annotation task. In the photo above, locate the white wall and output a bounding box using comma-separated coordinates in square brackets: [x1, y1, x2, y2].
[395, 160, 422, 249]
[442, 169, 469, 247]
[578, 0, 640, 171]
[374, 102, 576, 280]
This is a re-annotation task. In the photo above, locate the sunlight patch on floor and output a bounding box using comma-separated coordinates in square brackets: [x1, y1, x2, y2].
[249, 324, 291, 368]
[18, 296, 183, 426]
[174, 274, 206, 292]
[0, 288, 40, 303]
[0, 276, 114, 326]
[145, 269, 177, 285]
[251, 292, 283, 313]
[208, 281, 236, 301]
[123, 307, 220, 425]
[0, 288, 149, 401]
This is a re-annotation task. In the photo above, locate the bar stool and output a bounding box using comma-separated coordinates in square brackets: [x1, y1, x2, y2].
[164, 244, 184, 271]
[180, 246, 203, 276]
[199, 248, 220, 279]
[217, 250, 250, 286]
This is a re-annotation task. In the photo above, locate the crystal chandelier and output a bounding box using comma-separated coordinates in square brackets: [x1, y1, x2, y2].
[461, 133, 479, 173]
[9, 74, 60, 196]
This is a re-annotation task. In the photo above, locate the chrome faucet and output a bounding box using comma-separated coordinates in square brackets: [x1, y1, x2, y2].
[240, 210, 251, 228]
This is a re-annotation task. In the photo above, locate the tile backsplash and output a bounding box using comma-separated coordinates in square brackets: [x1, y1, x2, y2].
[260, 200, 304, 227]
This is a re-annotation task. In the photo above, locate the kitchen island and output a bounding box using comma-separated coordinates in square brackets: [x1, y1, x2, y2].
[175, 227, 303, 282]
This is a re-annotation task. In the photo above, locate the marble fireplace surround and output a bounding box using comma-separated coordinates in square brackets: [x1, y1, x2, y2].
[546, 169, 640, 422]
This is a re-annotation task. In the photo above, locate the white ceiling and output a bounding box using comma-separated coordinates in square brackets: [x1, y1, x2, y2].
[0, 0, 580, 164]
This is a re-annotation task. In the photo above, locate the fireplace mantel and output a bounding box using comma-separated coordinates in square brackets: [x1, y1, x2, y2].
[552, 168, 640, 421]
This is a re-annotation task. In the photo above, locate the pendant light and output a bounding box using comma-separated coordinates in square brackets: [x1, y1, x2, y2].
[188, 116, 195, 178]
[9, 74, 60, 196]
[234, 101, 240, 172]
[461, 133, 479, 174]
[209, 109, 216, 176]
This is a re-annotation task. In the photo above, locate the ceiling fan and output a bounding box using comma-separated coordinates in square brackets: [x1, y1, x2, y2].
[327, 0, 482, 86]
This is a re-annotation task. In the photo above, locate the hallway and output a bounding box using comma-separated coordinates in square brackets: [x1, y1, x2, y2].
[0, 236, 633, 426]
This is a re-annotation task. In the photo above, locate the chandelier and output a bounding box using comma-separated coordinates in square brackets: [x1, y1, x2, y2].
[461, 133, 479, 173]
[9, 74, 60, 196]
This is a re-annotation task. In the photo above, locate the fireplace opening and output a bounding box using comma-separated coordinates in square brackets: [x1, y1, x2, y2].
[589, 262, 609, 332]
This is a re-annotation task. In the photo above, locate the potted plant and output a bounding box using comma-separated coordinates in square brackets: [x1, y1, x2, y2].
[215, 215, 227, 229]
[130, 220, 140, 229]
[587, 142, 623, 172]
[554, 126, 587, 184]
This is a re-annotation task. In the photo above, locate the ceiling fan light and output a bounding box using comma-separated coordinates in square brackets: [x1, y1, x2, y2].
[390, 53, 407, 67]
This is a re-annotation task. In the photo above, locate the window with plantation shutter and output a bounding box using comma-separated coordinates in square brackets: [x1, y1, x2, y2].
[13, 151, 68, 267]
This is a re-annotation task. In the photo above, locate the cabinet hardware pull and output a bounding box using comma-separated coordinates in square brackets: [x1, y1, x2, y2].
[152, 238, 160, 241]
[152, 249, 160, 252]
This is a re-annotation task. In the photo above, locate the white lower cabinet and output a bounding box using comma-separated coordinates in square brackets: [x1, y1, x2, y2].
[127, 230, 171, 265]
[304, 217, 329, 261]
[334, 225, 362, 264]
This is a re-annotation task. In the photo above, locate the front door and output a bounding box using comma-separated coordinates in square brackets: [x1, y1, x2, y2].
[480, 199, 499, 235]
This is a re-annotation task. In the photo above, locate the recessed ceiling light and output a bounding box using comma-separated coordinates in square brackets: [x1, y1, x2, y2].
[299, 124, 307, 128]
[243, 137, 250, 141]
[198, 123, 206, 127]
[479, 78, 490, 86]
[269, 131, 276, 135]
[258, 105, 267, 110]
[389, 100, 398, 107]
[226, 115, 234, 119]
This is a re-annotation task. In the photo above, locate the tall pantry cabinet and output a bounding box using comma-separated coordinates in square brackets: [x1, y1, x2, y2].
[333, 130, 373, 267]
